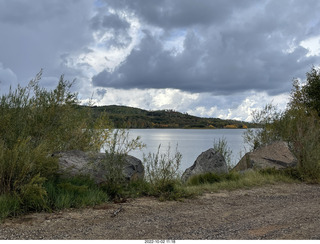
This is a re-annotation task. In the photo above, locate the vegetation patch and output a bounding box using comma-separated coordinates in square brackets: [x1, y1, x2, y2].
[243, 66, 320, 183]
[0, 71, 111, 220]
[44, 176, 108, 210]
[185, 170, 297, 196]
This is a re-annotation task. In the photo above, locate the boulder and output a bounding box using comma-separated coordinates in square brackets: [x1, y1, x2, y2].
[233, 141, 297, 171]
[54, 150, 144, 184]
[182, 148, 229, 182]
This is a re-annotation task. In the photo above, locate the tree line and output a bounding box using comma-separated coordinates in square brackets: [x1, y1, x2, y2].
[88, 105, 257, 129]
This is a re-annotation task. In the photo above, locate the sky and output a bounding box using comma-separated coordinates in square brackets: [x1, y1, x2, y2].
[1, 0, 320, 121]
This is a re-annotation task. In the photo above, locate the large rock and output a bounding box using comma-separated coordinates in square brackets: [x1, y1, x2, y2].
[233, 141, 297, 171]
[54, 150, 144, 184]
[182, 148, 229, 182]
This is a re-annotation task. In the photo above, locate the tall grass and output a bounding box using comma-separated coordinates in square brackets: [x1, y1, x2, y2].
[185, 170, 297, 196]
[0, 194, 21, 220]
[213, 137, 232, 169]
[44, 176, 108, 210]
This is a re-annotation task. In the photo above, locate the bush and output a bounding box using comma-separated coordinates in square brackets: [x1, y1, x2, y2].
[243, 66, 320, 183]
[143, 144, 189, 200]
[0, 70, 111, 216]
[96, 129, 145, 200]
[0, 138, 57, 195]
[244, 105, 320, 182]
[143, 144, 181, 188]
[243, 104, 283, 150]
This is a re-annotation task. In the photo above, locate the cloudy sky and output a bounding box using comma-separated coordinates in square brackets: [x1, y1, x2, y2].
[1, 0, 320, 121]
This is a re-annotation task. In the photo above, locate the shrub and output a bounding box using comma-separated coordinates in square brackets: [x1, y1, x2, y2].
[243, 104, 283, 150]
[143, 144, 181, 189]
[97, 129, 145, 199]
[102, 129, 145, 183]
[243, 66, 320, 182]
[0, 70, 111, 215]
[143, 144, 188, 200]
[244, 105, 320, 182]
[0, 138, 57, 195]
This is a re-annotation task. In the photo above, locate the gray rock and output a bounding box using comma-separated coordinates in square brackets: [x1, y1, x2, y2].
[233, 141, 297, 171]
[182, 148, 229, 182]
[54, 150, 144, 184]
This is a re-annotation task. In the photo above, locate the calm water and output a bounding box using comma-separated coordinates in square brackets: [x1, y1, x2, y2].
[126, 129, 250, 172]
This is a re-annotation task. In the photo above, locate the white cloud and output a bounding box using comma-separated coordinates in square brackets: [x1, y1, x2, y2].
[81, 87, 290, 122]
[0, 63, 18, 94]
[300, 36, 320, 57]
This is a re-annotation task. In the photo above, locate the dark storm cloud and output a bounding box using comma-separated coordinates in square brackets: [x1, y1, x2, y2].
[105, 0, 253, 28]
[92, 0, 320, 95]
[0, 0, 93, 86]
[90, 11, 132, 48]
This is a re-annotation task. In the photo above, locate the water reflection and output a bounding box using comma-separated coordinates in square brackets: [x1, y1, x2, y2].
[126, 129, 249, 172]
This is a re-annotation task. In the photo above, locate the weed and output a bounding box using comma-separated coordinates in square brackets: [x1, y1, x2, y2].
[213, 137, 233, 168]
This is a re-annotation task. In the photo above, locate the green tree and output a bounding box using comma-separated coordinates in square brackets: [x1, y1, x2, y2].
[290, 66, 320, 115]
[305, 66, 320, 114]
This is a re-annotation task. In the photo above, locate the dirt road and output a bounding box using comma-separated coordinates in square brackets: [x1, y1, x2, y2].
[1, 183, 319, 240]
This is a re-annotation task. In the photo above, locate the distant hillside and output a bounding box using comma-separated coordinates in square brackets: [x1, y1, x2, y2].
[88, 105, 258, 129]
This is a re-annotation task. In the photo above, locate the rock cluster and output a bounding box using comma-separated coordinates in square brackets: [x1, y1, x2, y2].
[55, 141, 297, 185]
[181, 141, 297, 182]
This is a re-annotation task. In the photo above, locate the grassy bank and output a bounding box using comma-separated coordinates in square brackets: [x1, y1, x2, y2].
[0, 168, 300, 221]
[184, 169, 297, 196]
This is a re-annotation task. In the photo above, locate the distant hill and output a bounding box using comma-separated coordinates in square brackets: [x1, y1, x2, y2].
[88, 105, 258, 129]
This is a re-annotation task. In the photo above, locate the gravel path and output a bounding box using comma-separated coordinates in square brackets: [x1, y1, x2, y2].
[1, 183, 319, 240]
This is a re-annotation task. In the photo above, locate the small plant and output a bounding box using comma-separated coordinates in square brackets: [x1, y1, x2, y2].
[144, 144, 182, 187]
[213, 137, 233, 168]
[96, 129, 145, 199]
[143, 144, 185, 200]
[103, 129, 145, 182]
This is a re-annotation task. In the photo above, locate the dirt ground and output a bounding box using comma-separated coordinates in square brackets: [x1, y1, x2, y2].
[0, 183, 319, 240]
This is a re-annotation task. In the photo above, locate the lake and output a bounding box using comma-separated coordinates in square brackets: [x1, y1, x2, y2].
[125, 129, 250, 172]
